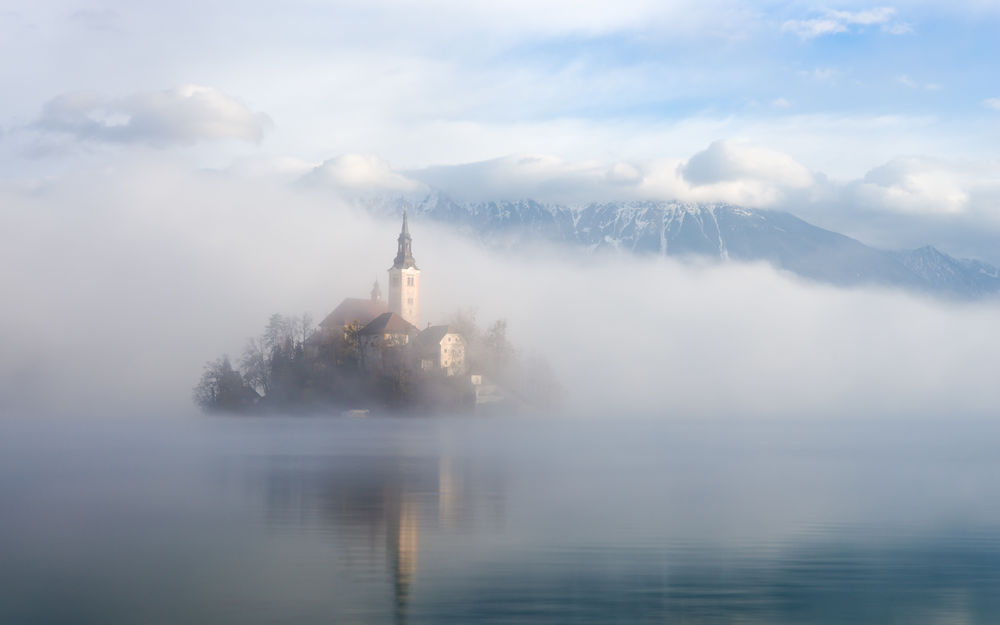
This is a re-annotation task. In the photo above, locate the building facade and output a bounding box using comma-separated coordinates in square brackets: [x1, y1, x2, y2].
[413, 326, 468, 377]
[358, 312, 419, 373]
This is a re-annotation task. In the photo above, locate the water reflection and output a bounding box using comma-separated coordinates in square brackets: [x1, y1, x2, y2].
[4, 417, 1000, 624]
[236, 420, 1000, 625]
[253, 449, 505, 625]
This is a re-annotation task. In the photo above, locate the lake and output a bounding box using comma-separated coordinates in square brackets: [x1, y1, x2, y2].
[1, 415, 999, 624]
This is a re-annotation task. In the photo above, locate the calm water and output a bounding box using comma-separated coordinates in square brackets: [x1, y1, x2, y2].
[2, 415, 1000, 624]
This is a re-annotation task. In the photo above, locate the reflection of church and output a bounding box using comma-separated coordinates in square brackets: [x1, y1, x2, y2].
[307, 213, 468, 379]
[260, 451, 505, 625]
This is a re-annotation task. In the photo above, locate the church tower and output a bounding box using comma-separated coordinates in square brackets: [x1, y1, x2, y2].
[388, 211, 420, 327]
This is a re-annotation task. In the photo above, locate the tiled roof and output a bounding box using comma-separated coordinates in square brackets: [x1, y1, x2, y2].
[358, 312, 419, 336]
[319, 298, 387, 329]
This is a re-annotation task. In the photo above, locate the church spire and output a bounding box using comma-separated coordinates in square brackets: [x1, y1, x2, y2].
[371, 277, 382, 303]
[387, 209, 421, 327]
[393, 210, 417, 269]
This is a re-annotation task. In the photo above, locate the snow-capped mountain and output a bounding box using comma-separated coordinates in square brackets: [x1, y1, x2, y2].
[365, 193, 1000, 298]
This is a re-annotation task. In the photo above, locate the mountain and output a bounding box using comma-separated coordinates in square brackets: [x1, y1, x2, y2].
[365, 193, 1000, 298]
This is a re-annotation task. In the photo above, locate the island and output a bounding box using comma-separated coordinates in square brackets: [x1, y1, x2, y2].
[193, 213, 558, 415]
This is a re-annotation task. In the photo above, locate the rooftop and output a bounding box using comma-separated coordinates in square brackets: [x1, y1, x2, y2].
[359, 312, 419, 336]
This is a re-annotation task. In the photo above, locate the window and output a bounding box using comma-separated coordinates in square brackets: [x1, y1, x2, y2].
[391, 275, 400, 286]
[407, 298, 414, 305]
[406, 276, 414, 287]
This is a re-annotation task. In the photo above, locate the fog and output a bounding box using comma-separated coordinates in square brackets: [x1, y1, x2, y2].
[2, 158, 999, 419]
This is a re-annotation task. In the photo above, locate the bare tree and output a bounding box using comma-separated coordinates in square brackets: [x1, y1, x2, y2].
[297, 313, 313, 346]
[241, 337, 270, 396]
[193, 356, 252, 411]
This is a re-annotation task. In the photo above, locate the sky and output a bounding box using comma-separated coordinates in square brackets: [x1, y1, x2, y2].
[2, 1, 1000, 417]
[1, 1, 999, 259]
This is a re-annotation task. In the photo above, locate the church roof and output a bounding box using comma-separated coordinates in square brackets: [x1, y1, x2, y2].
[319, 298, 388, 330]
[413, 325, 462, 356]
[358, 312, 419, 336]
[416, 325, 459, 345]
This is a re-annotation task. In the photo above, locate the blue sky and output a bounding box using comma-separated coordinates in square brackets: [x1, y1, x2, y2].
[1, 1, 999, 259]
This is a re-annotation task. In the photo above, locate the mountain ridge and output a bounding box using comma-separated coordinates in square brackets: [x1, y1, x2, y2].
[363, 193, 1000, 298]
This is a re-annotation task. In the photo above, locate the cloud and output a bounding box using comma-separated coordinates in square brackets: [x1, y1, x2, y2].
[299, 142, 1000, 247]
[303, 154, 427, 195]
[34, 85, 271, 147]
[897, 75, 942, 91]
[845, 157, 1000, 221]
[680, 140, 813, 188]
[984, 98, 1000, 111]
[295, 143, 1000, 265]
[782, 155, 1000, 263]
[308, 141, 816, 208]
[782, 7, 910, 39]
[854, 157, 970, 215]
[403, 154, 630, 203]
[3, 157, 1000, 419]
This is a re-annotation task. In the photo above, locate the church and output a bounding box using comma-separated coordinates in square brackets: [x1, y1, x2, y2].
[308, 213, 468, 378]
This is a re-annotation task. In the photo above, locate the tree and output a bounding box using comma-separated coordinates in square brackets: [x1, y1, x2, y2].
[241, 336, 271, 396]
[337, 321, 364, 367]
[193, 356, 254, 412]
[447, 309, 481, 345]
[263, 313, 294, 356]
[296, 313, 313, 346]
[241, 312, 314, 398]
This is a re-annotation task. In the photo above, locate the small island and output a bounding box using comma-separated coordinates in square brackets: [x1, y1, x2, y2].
[194, 213, 557, 415]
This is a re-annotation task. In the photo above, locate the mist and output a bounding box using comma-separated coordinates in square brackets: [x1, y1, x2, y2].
[2, 157, 999, 419]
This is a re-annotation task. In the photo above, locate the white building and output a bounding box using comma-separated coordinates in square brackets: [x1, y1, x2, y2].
[413, 326, 468, 377]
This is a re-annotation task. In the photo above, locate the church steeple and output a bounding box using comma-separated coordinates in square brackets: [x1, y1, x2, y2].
[371, 278, 382, 303]
[387, 210, 421, 327]
[393, 210, 417, 270]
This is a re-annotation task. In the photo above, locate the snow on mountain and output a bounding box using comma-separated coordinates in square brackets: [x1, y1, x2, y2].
[364, 193, 1000, 298]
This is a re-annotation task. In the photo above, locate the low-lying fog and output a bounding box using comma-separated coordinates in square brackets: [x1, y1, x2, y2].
[2, 159, 999, 419]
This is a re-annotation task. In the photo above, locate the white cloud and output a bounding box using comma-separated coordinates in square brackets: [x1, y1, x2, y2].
[882, 21, 913, 34]
[782, 6, 910, 39]
[299, 141, 1000, 234]
[680, 139, 813, 188]
[305, 142, 816, 207]
[304, 154, 427, 194]
[34, 85, 271, 147]
[897, 75, 943, 90]
[829, 7, 898, 25]
[845, 157, 1000, 223]
[782, 17, 847, 38]
[984, 98, 1000, 111]
[855, 157, 970, 214]
[771, 97, 791, 109]
[402, 154, 623, 203]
